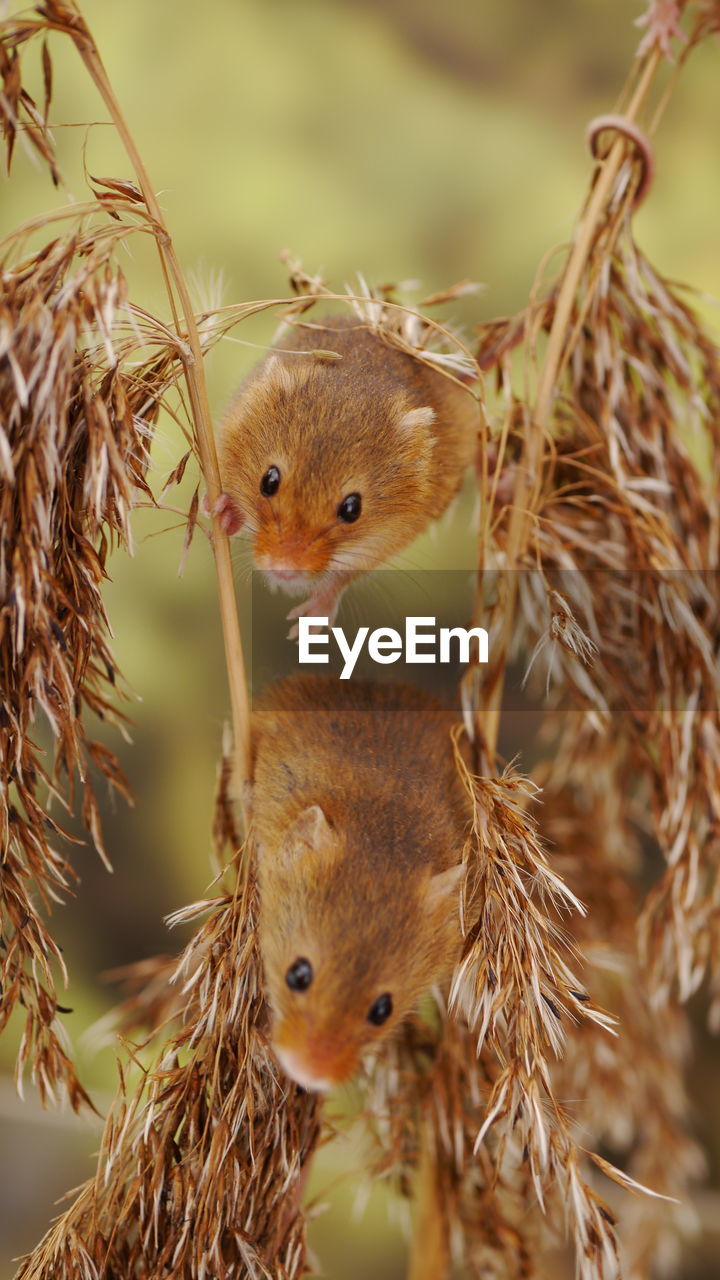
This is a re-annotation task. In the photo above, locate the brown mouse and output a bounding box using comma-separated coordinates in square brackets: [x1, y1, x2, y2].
[250, 675, 469, 1091]
[215, 314, 481, 626]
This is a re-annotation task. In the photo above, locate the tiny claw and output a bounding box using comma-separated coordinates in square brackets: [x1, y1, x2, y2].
[286, 615, 330, 642]
[285, 595, 339, 641]
[286, 601, 306, 624]
[635, 0, 686, 60]
[209, 492, 244, 536]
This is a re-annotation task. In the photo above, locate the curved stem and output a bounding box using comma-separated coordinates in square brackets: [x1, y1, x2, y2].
[481, 47, 662, 762]
[410, 44, 669, 1280]
[66, 9, 251, 804]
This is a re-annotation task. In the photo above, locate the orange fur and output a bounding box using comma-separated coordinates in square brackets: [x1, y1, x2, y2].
[217, 315, 480, 612]
[250, 676, 470, 1090]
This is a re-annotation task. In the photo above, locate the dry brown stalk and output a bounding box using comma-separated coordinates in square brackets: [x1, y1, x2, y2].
[16, 863, 322, 1279]
[409, 7, 718, 1279]
[363, 1012, 549, 1280]
[11, 733, 322, 1278]
[406, 1145, 450, 1280]
[399, 741, 637, 1278]
[0, 207, 159, 1109]
[46, 0, 252, 793]
[500, 225, 720, 1007]
[369, 737, 702, 1280]
[539, 743, 705, 1278]
[474, 46, 665, 766]
[0, 0, 257, 1112]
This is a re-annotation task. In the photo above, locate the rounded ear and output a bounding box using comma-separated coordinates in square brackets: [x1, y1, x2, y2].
[283, 804, 337, 866]
[398, 405, 436, 434]
[424, 863, 464, 913]
[396, 406, 435, 487]
[263, 353, 296, 397]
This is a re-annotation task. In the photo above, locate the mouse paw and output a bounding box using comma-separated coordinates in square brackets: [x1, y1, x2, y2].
[286, 593, 339, 641]
[635, 0, 686, 59]
[206, 491, 244, 536]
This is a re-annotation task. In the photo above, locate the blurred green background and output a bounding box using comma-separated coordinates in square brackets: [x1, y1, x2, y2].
[2, 0, 720, 1275]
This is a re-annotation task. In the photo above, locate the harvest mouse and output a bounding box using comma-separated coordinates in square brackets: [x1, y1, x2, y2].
[214, 315, 481, 626]
[250, 675, 469, 1091]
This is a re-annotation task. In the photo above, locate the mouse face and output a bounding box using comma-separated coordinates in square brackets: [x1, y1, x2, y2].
[256, 803, 462, 1091]
[218, 353, 437, 592]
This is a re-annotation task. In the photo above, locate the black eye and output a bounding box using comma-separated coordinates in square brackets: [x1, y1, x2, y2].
[337, 492, 362, 523]
[286, 957, 313, 991]
[367, 993, 393, 1026]
[260, 465, 281, 497]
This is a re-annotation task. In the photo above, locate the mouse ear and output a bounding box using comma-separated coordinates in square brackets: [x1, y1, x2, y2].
[398, 405, 436, 434]
[283, 803, 337, 865]
[424, 863, 464, 912]
[396, 406, 435, 488]
[263, 354, 296, 397]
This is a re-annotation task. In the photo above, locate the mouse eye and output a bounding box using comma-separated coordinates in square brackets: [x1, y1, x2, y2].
[367, 993, 393, 1026]
[260, 465, 281, 497]
[337, 492, 362, 523]
[286, 957, 313, 991]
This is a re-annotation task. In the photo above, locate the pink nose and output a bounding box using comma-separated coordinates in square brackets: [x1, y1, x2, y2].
[275, 1046, 336, 1092]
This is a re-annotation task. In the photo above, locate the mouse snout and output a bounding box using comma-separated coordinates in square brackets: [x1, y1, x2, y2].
[255, 527, 331, 578]
[273, 1023, 359, 1092]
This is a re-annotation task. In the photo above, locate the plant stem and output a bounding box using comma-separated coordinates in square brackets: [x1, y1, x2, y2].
[481, 47, 662, 762]
[410, 46, 668, 1280]
[408, 1137, 448, 1280]
[65, 7, 252, 806]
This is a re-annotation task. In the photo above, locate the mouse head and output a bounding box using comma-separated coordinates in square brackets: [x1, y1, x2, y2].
[256, 802, 463, 1091]
[218, 353, 437, 590]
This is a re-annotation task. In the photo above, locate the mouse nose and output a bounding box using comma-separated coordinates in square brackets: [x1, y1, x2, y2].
[273, 1028, 359, 1091]
[255, 529, 331, 576]
[270, 568, 304, 581]
[274, 1046, 337, 1092]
